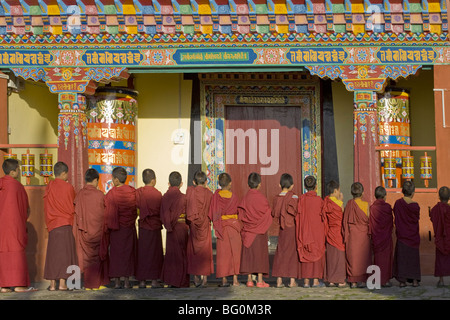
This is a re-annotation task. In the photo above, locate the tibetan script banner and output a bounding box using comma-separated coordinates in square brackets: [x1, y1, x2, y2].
[0, 46, 448, 69]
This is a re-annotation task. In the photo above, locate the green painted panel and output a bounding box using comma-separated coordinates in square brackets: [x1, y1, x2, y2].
[411, 24, 423, 33]
[29, 6, 43, 15]
[183, 25, 195, 34]
[255, 4, 268, 14]
[257, 24, 269, 33]
[409, 3, 423, 13]
[107, 25, 119, 34]
[104, 5, 117, 14]
[32, 26, 43, 35]
[179, 5, 192, 14]
[334, 24, 346, 33]
[332, 4, 345, 14]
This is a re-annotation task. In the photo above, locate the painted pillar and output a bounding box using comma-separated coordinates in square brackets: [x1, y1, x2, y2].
[87, 87, 138, 193]
[57, 92, 89, 192]
[353, 91, 380, 204]
[433, 65, 450, 189]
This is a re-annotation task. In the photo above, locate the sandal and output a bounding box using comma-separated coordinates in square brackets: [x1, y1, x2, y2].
[14, 287, 38, 293]
[0, 288, 12, 293]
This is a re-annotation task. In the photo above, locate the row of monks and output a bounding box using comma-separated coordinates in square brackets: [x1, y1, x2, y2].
[0, 158, 449, 292]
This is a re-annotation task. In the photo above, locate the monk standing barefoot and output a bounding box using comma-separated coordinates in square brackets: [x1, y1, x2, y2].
[44, 161, 78, 291]
[0, 159, 37, 293]
[239, 172, 272, 288]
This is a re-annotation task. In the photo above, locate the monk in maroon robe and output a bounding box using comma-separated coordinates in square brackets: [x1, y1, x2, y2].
[44, 161, 78, 291]
[160, 171, 189, 288]
[342, 182, 371, 288]
[74, 168, 109, 290]
[186, 171, 214, 287]
[429, 186, 450, 287]
[208, 173, 242, 287]
[296, 176, 326, 288]
[369, 186, 394, 287]
[271, 173, 301, 288]
[0, 159, 36, 293]
[239, 172, 272, 288]
[135, 169, 163, 289]
[393, 180, 421, 287]
[102, 167, 137, 289]
[323, 180, 346, 288]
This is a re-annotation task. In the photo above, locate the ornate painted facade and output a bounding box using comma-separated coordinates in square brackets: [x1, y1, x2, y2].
[0, 0, 449, 280]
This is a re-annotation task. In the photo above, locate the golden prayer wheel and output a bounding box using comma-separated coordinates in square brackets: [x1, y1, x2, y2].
[401, 155, 414, 180]
[384, 158, 397, 187]
[21, 150, 35, 185]
[377, 88, 410, 188]
[3, 153, 17, 160]
[39, 150, 53, 185]
[420, 153, 432, 188]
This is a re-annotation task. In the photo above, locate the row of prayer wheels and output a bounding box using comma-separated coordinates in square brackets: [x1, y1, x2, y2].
[384, 153, 433, 188]
[3, 149, 53, 185]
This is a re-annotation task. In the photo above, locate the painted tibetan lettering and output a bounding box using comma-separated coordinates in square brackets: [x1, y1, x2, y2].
[288, 48, 347, 64]
[173, 49, 257, 65]
[0, 51, 52, 66]
[83, 50, 143, 66]
[377, 48, 435, 63]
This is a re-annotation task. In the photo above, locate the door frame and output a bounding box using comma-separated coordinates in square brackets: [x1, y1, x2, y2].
[199, 73, 322, 194]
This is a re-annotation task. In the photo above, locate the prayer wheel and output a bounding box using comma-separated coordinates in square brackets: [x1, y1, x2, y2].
[401, 155, 414, 180]
[3, 153, 17, 160]
[87, 87, 138, 193]
[383, 158, 397, 187]
[377, 88, 411, 188]
[39, 150, 53, 185]
[420, 153, 432, 188]
[21, 150, 35, 185]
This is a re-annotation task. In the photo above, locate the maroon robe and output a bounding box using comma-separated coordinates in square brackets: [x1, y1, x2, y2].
[322, 196, 346, 284]
[342, 199, 371, 283]
[296, 191, 326, 279]
[369, 199, 394, 285]
[429, 202, 450, 277]
[135, 186, 163, 281]
[160, 186, 189, 288]
[74, 185, 109, 289]
[102, 184, 137, 278]
[239, 189, 272, 275]
[271, 191, 301, 279]
[44, 178, 78, 280]
[186, 185, 214, 276]
[0, 176, 30, 287]
[208, 190, 242, 278]
[393, 198, 421, 282]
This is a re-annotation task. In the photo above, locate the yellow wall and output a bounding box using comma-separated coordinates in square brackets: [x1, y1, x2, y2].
[8, 80, 59, 186]
[332, 81, 355, 202]
[134, 73, 193, 194]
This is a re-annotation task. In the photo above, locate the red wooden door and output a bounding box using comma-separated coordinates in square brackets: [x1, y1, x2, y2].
[225, 106, 302, 234]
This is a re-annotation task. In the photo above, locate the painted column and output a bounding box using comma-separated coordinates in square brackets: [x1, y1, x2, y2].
[57, 92, 89, 192]
[87, 87, 138, 193]
[353, 91, 380, 204]
[433, 65, 450, 189]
